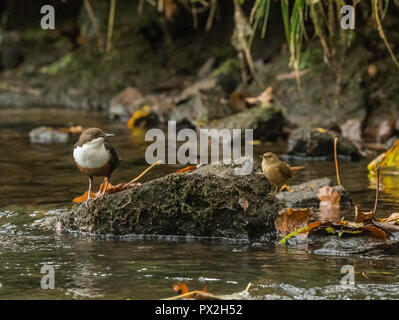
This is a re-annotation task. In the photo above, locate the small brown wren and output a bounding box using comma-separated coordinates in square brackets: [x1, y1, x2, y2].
[260, 152, 305, 195]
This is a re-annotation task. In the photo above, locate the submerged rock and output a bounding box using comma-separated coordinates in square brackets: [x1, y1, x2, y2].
[287, 127, 361, 160]
[29, 126, 68, 144]
[276, 177, 351, 208]
[61, 158, 279, 242]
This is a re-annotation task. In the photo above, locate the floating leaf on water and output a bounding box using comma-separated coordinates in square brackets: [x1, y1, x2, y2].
[275, 208, 312, 237]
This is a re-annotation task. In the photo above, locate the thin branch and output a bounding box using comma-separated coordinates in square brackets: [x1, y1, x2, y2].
[334, 137, 341, 186]
[106, 0, 116, 54]
[373, 165, 380, 215]
[83, 0, 104, 52]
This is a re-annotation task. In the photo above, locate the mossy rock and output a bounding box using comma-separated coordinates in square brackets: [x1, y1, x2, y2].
[61, 158, 279, 242]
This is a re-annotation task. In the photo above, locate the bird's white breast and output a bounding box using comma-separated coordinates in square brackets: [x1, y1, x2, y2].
[73, 138, 110, 169]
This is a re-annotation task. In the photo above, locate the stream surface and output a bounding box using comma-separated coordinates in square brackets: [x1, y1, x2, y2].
[1, 108, 399, 300]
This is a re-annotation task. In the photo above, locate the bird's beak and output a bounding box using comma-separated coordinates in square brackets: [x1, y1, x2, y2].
[259, 155, 263, 159]
[105, 133, 115, 137]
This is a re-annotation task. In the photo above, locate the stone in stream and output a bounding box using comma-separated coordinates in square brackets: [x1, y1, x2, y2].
[276, 177, 351, 209]
[29, 126, 69, 144]
[209, 104, 284, 141]
[287, 127, 361, 160]
[60, 157, 279, 242]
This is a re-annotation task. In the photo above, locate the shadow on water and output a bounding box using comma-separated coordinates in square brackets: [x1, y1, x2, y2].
[1, 108, 399, 299]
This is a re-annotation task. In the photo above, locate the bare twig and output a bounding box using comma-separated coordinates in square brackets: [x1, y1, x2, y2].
[334, 137, 341, 186]
[128, 160, 162, 184]
[205, 0, 217, 31]
[373, 165, 380, 215]
[106, 0, 116, 54]
[372, 0, 399, 68]
[83, 0, 104, 52]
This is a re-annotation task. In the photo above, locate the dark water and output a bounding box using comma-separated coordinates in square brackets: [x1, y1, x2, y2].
[1, 108, 399, 300]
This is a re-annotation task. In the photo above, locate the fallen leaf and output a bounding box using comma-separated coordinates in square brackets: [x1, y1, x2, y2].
[381, 212, 399, 224]
[279, 221, 321, 245]
[368, 140, 399, 172]
[173, 283, 189, 295]
[364, 225, 387, 240]
[275, 208, 312, 237]
[166, 283, 215, 300]
[238, 197, 249, 213]
[58, 125, 84, 134]
[245, 86, 273, 107]
[127, 105, 151, 129]
[72, 190, 96, 203]
[317, 186, 340, 222]
[354, 205, 374, 223]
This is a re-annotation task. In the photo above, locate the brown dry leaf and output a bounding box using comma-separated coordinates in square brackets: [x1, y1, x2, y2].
[354, 205, 375, 223]
[275, 208, 312, 237]
[245, 86, 273, 107]
[176, 165, 197, 174]
[364, 225, 387, 240]
[72, 190, 96, 203]
[58, 125, 84, 134]
[164, 290, 220, 300]
[173, 283, 189, 295]
[317, 186, 340, 222]
[166, 283, 216, 300]
[238, 197, 249, 213]
[381, 212, 399, 224]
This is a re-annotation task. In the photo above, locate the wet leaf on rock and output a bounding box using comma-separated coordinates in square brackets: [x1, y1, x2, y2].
[354, 205, 374, 223]
[275, 208, 312, 237]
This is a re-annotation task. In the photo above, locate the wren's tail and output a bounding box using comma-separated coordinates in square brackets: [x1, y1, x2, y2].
[289, 166, 305, 173]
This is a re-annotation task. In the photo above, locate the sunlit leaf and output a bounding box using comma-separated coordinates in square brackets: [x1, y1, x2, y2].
[127, 105, 151, 129]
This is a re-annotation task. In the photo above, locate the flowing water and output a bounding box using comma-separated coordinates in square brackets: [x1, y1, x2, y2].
[1, 108, 399, 300]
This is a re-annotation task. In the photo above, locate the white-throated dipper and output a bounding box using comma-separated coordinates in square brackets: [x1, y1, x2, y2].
[73, 127, 119, 200]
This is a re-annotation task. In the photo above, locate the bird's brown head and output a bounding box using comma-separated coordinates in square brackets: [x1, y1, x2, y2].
[260, 152, 280, 165]
[77, 128, 113, 146]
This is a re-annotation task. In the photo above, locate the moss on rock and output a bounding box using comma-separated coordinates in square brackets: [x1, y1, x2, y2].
[61, 158, 279, 242]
